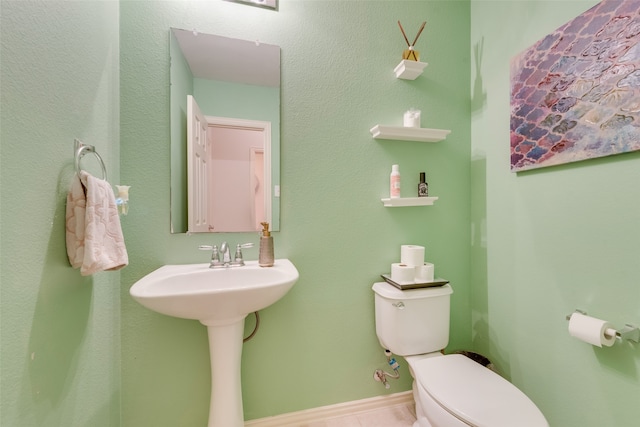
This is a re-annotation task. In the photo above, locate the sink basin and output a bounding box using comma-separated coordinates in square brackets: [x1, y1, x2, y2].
[130, 259, 299, 325]
[130, 258, 299, 427]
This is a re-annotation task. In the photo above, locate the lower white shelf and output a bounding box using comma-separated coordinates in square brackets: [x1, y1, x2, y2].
[381, 196, 438, 207]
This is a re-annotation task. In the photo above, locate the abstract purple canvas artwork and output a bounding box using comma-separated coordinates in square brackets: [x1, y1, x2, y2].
[510, 0, 640, 172]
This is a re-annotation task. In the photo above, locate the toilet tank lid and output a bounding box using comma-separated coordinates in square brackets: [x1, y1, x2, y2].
[413, 354, 549, 427]
[372, 282, 452, 300]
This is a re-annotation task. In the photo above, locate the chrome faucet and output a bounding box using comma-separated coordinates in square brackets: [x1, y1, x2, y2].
[199, 242, 254, 268]
[219, 241, 232, 265]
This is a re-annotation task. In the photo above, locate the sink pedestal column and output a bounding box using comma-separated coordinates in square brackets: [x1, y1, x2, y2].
[204, 317, 245, 427]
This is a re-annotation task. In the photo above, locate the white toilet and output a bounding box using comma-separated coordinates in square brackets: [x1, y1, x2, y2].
[372, 281, 549, 427]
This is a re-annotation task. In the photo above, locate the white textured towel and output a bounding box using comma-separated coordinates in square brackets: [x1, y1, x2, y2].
[66, 171, 128, 276]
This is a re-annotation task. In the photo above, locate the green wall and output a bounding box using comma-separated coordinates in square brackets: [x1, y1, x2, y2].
[120, 0, 470, 425]
[0, 1, 121, 426]
[470, 1, 640, 426]
[10, 1, 636, 427]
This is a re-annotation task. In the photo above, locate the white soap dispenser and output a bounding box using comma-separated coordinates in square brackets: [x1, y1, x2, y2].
[259, 222, 274, 267]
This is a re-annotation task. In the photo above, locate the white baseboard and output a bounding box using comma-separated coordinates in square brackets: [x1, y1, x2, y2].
[244, 390, 413, 427]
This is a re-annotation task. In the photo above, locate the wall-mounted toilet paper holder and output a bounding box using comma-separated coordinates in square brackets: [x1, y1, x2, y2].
[566, 310, 640, 343]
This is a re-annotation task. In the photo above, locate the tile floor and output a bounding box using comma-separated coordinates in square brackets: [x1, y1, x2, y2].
[301, 402, 416, 427]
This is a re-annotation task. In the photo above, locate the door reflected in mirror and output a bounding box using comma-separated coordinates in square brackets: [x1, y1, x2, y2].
[170, 28, 280, 234]
[187, 101, 272, 232]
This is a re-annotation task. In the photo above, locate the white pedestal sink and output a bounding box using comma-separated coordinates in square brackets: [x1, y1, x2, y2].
[130, 259, 299, 427]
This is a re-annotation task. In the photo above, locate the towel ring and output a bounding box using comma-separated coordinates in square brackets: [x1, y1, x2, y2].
[74, 139, 107, 181]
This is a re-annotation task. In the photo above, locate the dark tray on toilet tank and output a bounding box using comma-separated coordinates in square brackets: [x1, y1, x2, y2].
[381, 274, 449, 290]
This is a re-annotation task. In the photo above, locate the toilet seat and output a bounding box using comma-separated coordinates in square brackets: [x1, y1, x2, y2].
[410, 354, 548, 427]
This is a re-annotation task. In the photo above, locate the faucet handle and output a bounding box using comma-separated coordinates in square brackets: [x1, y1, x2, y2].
[233, 243, 254, 266]
[199, 245, 222, 266]
[199, 244, 219, 257]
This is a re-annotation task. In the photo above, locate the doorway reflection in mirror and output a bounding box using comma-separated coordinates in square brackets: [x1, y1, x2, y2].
[170, 28, 280, 234]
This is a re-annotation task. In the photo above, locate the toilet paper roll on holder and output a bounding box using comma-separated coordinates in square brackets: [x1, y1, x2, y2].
[566, 310, 640, 343]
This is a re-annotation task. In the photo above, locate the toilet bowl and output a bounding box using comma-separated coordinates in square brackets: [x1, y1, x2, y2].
[372, 281, 549, 427]
[406, 353, 548, 427]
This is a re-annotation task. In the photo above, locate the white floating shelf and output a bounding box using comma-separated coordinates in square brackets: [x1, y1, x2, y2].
[381, 197, 438, 207]
[394, 60, 428, 80]
[370, 125, 451, 142]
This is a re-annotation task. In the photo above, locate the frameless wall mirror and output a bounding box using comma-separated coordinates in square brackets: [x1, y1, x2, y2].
[170, 28, 280, 234]
[225, 0, 277, 11]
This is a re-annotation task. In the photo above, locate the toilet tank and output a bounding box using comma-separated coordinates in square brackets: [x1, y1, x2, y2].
[372, 282, 453, 356]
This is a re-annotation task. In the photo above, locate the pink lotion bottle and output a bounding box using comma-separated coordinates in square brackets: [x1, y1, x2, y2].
[390, 164, 401, 198]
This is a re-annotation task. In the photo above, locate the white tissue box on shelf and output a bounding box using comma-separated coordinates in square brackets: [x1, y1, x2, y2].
[403, 109, 421, 128]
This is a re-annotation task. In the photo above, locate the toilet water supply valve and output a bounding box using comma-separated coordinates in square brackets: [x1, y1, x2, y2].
[373, 350, 400, 389]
